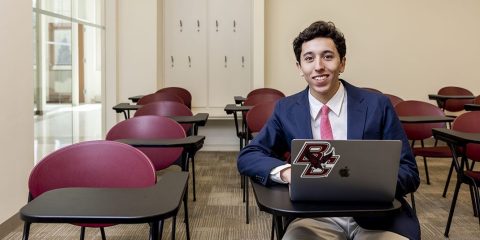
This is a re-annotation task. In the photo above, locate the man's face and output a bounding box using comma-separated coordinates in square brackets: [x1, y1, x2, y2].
[297, 37, 346, 103]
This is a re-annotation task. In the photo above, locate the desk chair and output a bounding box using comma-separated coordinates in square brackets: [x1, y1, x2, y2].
[137, 92, 185, 106]
[442, 111, 480, 236]
[134, 102, 199, 201]
[23, 141, 157, 240]
[156, 87, 192, 109]
[106, 116, 191, 240]
[246, 88, 285, 98]
[384, 93, 404, 107]
[395, 100, 452, 185]
[242, 101, 278, 226]
[438, 86, 474, 114]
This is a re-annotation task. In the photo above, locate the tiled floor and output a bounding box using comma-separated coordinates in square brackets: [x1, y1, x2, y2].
[34, 103, 102, 163]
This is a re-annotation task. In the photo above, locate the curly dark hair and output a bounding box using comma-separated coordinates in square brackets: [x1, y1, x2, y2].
[293, 21, 346, 64]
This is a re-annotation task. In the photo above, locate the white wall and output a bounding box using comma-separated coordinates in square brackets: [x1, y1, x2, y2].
[265, 0, 480, 101]
[0, 0, 34, 224]
[105, 0, 159, 131]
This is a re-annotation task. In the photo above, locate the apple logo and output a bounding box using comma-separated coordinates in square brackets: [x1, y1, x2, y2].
[339, 166, 350, 177]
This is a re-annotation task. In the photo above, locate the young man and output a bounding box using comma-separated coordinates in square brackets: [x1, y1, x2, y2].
[237, 21, 420, 239]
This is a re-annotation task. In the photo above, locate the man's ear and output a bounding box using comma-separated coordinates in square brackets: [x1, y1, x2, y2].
[339, 57, 346, 73]
[296, 61, 304, 76]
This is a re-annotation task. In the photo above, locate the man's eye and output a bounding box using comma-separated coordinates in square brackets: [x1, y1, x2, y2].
[323, 55, 333, 60]
[304, 56, 313, 62]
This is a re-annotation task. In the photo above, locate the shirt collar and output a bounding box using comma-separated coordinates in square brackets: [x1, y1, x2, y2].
[308, 82, 345, 120]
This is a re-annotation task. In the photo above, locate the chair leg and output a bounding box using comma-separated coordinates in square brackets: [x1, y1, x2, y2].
[149, 222, 158, 240]
[191, 155, 196, 201]
[22, 222, 31, 240]
[423, 156, 430, 185]
[469, 185, 478, 217]
[246, 177, 249, 224]
[183, 190, 191, 240]
[80, 227, 86, 240]
[410, 193, 416, 214]
[172, 216, 176, 240]
[443, 160, 455, 197]
[100, 227, 106, 240]
[158, 221, 164, 240]
[444, 180, 462, 237]
[271, 216, 275, 240]
[242, 175, 246, 202]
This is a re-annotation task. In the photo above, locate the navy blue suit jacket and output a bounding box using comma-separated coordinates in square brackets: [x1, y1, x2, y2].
[237, 80, 421, 239]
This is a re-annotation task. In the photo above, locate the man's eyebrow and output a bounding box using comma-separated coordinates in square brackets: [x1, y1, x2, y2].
[302, 50, 335, 57]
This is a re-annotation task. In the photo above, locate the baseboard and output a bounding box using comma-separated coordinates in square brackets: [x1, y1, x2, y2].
[200, 144, 239, 152]
[0, 213, 22, 239]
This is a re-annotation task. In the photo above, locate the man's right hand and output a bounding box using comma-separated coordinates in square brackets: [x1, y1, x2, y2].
[280, 167, 291, 184]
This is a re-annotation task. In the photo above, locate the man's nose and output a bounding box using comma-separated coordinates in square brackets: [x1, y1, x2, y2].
[314, 57, 324, 70]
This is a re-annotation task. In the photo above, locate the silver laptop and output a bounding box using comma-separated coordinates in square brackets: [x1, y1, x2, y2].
[289, 139, 401, 202]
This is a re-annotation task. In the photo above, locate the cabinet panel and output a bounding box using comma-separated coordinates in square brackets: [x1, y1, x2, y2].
[164, 0, 208, 107]
[164, 0, 251, 109]
[208, 0, 251, 107]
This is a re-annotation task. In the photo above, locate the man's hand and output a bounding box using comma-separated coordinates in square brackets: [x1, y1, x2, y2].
[280, 167, 291, 184]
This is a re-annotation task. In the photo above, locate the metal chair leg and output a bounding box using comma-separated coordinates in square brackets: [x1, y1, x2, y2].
[410, 193, 416, 214]
[183, 188, 191, 240]
[22, 222, 31, 240]
[191, 155, 196, 201]
[100, 227, 106, 240]
[271, 216, 275, 240]
[246, 177, 249, 224]
[80, 227, 86, 240]
[172, 216, 176, 240]
[423, 156, 430, 185]
[443, 160, 455, 197]
[445, 180, 462, 237]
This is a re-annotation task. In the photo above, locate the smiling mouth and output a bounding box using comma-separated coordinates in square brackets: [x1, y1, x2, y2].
[313, 74, 329, 81]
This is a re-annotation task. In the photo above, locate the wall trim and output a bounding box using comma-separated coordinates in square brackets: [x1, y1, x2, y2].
[0, 213, 22, 239]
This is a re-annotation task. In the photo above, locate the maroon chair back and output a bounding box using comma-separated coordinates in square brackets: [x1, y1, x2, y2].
[28, 140, 156, 228]
[156, 87, 192, 109]
[246, 101, 276, 133]
[438, 86, 474, 112]
[246, 88, 285, 98]
[244, 93, 284, 106]
[384, 93, 404, 107]
[452, 111, 480, 161]
[133, 101, 193, 133]
[106, 116, 186, 171]
[474, 95, 480, 104]
[137, 92, 184, 106]
[395, 100, 446, 140]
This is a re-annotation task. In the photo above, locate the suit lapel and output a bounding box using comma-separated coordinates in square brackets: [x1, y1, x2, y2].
[343, 81, 367, 139]
[294, 89, 313, 139]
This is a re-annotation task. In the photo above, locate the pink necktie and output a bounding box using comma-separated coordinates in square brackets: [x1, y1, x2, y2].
[320, 105, 333, 140]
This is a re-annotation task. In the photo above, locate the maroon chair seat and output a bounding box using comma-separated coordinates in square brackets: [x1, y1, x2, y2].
[23, 141, 156, 240]
[413, 146, 451, 158]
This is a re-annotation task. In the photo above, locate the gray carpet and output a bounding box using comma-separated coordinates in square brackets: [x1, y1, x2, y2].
[3, 152, 480, 239]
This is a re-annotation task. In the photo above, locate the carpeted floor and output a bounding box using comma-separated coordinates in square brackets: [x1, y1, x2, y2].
[3, 152, 480, 239]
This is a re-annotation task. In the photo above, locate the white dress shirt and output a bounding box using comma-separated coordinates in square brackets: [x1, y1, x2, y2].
[270, 82, 348, 183]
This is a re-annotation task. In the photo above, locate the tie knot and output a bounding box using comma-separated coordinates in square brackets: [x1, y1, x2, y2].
[321, 105, 330, 117]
